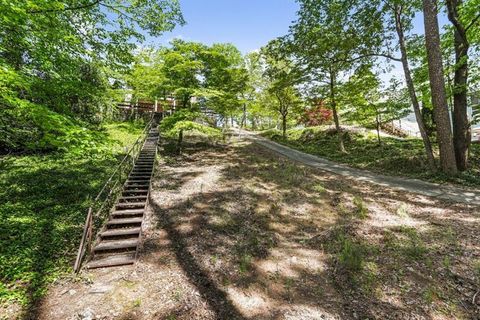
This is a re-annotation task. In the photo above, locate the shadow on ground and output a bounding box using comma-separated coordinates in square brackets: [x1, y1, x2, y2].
[146, 139, 479, 319]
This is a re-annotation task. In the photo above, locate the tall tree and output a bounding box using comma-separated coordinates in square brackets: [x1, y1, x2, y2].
[445, 0, 480, 170]
[286, 0, 375, 152]
[262, 41, 300, 137]
[422, 0, 458, 174]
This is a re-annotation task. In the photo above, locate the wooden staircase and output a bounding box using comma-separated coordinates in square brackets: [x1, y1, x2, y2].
[85, 125, 159, 269]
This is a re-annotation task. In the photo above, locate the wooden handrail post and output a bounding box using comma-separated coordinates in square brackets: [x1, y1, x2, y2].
[73, 207, 93, 273]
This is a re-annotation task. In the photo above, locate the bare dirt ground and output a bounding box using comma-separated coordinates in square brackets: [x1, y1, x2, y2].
[36, 137, 480, 319]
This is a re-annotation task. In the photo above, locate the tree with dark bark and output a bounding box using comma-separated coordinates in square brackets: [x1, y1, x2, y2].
[445, 0, 480, 170]
[422, 0, 458, 175]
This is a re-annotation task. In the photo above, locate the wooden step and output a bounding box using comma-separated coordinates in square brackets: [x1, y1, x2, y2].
[122, 190, 148, 194]
[128, 175, 151, 179]
[93, 239, 138, 252]
[86, 253, 136, 269]
[113, 208, 144, 214]
[123, 188, 149, 193]
[119, 196, 147, 201]
[101, 227, 141, 238]
[112, 212, 143, 218]
[125, 184, 149, 189]
[106, 217, 143, 226]
[116, 202, 145, 208]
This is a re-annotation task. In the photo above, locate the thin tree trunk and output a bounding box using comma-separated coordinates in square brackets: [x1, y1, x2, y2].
[446, 0, 471, 171]
[241, 103, 247, 128]
[177, 129, 183, 153]
[329, 71, 346, 153]
[275, 93, 288, 138]
[376, 113, 381, 145]
[423, 0, 458, 174]
[394, 5, 436, 170]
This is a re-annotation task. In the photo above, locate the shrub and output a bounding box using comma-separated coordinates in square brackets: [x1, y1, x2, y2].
[0, 96, 105, 154]
[339, 239, 364, 272]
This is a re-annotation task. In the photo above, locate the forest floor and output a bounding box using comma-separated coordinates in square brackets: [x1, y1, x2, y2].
[36, 136, 479, 320]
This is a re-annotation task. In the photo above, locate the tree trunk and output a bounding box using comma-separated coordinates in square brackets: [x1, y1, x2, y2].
[446, 0, 471, 171]
[177, 129, 183, 153]
[422, 0, 458, 175]
[394, 5, 436, 170]
[241, 103, 247, 128]
[329, 71, 346, 153]
[376, 113, 381, 145]
[282, 111, 287, 138]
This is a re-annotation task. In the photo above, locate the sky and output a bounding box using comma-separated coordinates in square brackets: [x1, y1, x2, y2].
[146, 0, 300, 54]
[143, 0, 450, 85]
[146, 0, 450, 55]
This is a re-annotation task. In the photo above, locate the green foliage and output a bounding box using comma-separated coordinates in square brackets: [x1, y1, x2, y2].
[166, 121, 223, 140]
[159, 109, 201, 133]
[0, 0, 184, 153]
[353, 196, 369, 219]
[0, 96, 105, 153]
[128, 40, 248, 118]
[0, 121, 143, 307]
[338, 239, 364, 272]
[159, 109, 221, 143]
[474, 260, 480, 281]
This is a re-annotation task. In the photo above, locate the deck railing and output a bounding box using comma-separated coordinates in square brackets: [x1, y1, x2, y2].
[73, 115, 155, 273]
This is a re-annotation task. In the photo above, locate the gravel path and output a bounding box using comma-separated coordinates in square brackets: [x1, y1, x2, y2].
[238, 130, 480, 206]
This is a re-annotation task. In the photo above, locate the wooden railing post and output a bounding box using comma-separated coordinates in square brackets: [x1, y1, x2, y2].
[73, 207, 93, 273]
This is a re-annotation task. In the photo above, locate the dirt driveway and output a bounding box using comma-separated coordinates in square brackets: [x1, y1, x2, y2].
[37, 138, 480, 320]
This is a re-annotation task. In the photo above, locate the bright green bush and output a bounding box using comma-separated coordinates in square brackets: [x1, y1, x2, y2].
[166, 120, 222, 140]
[0, 96, 108, 154]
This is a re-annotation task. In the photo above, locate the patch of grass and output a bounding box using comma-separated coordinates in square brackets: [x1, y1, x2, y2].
[338, 238, 364, 272]
[172, 290, 183, 302]
[390, 226, 428, 261]
[422, 286, 440, 305]
[238, 254, 252, 274]
[260, 127, 480, 187]
[312, 183, 327, 194]
[353, 196, 369, 219]
[0, 121, 144, 308]
[396, 203, 409, 218]
[474, 260, 480, 281]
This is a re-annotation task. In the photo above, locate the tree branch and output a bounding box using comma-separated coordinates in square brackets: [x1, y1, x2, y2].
[332, 52, 402, 64]
[445, 0, 468, 44]
[28, 0, 101, 14]
[465, 12, 480, 32]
